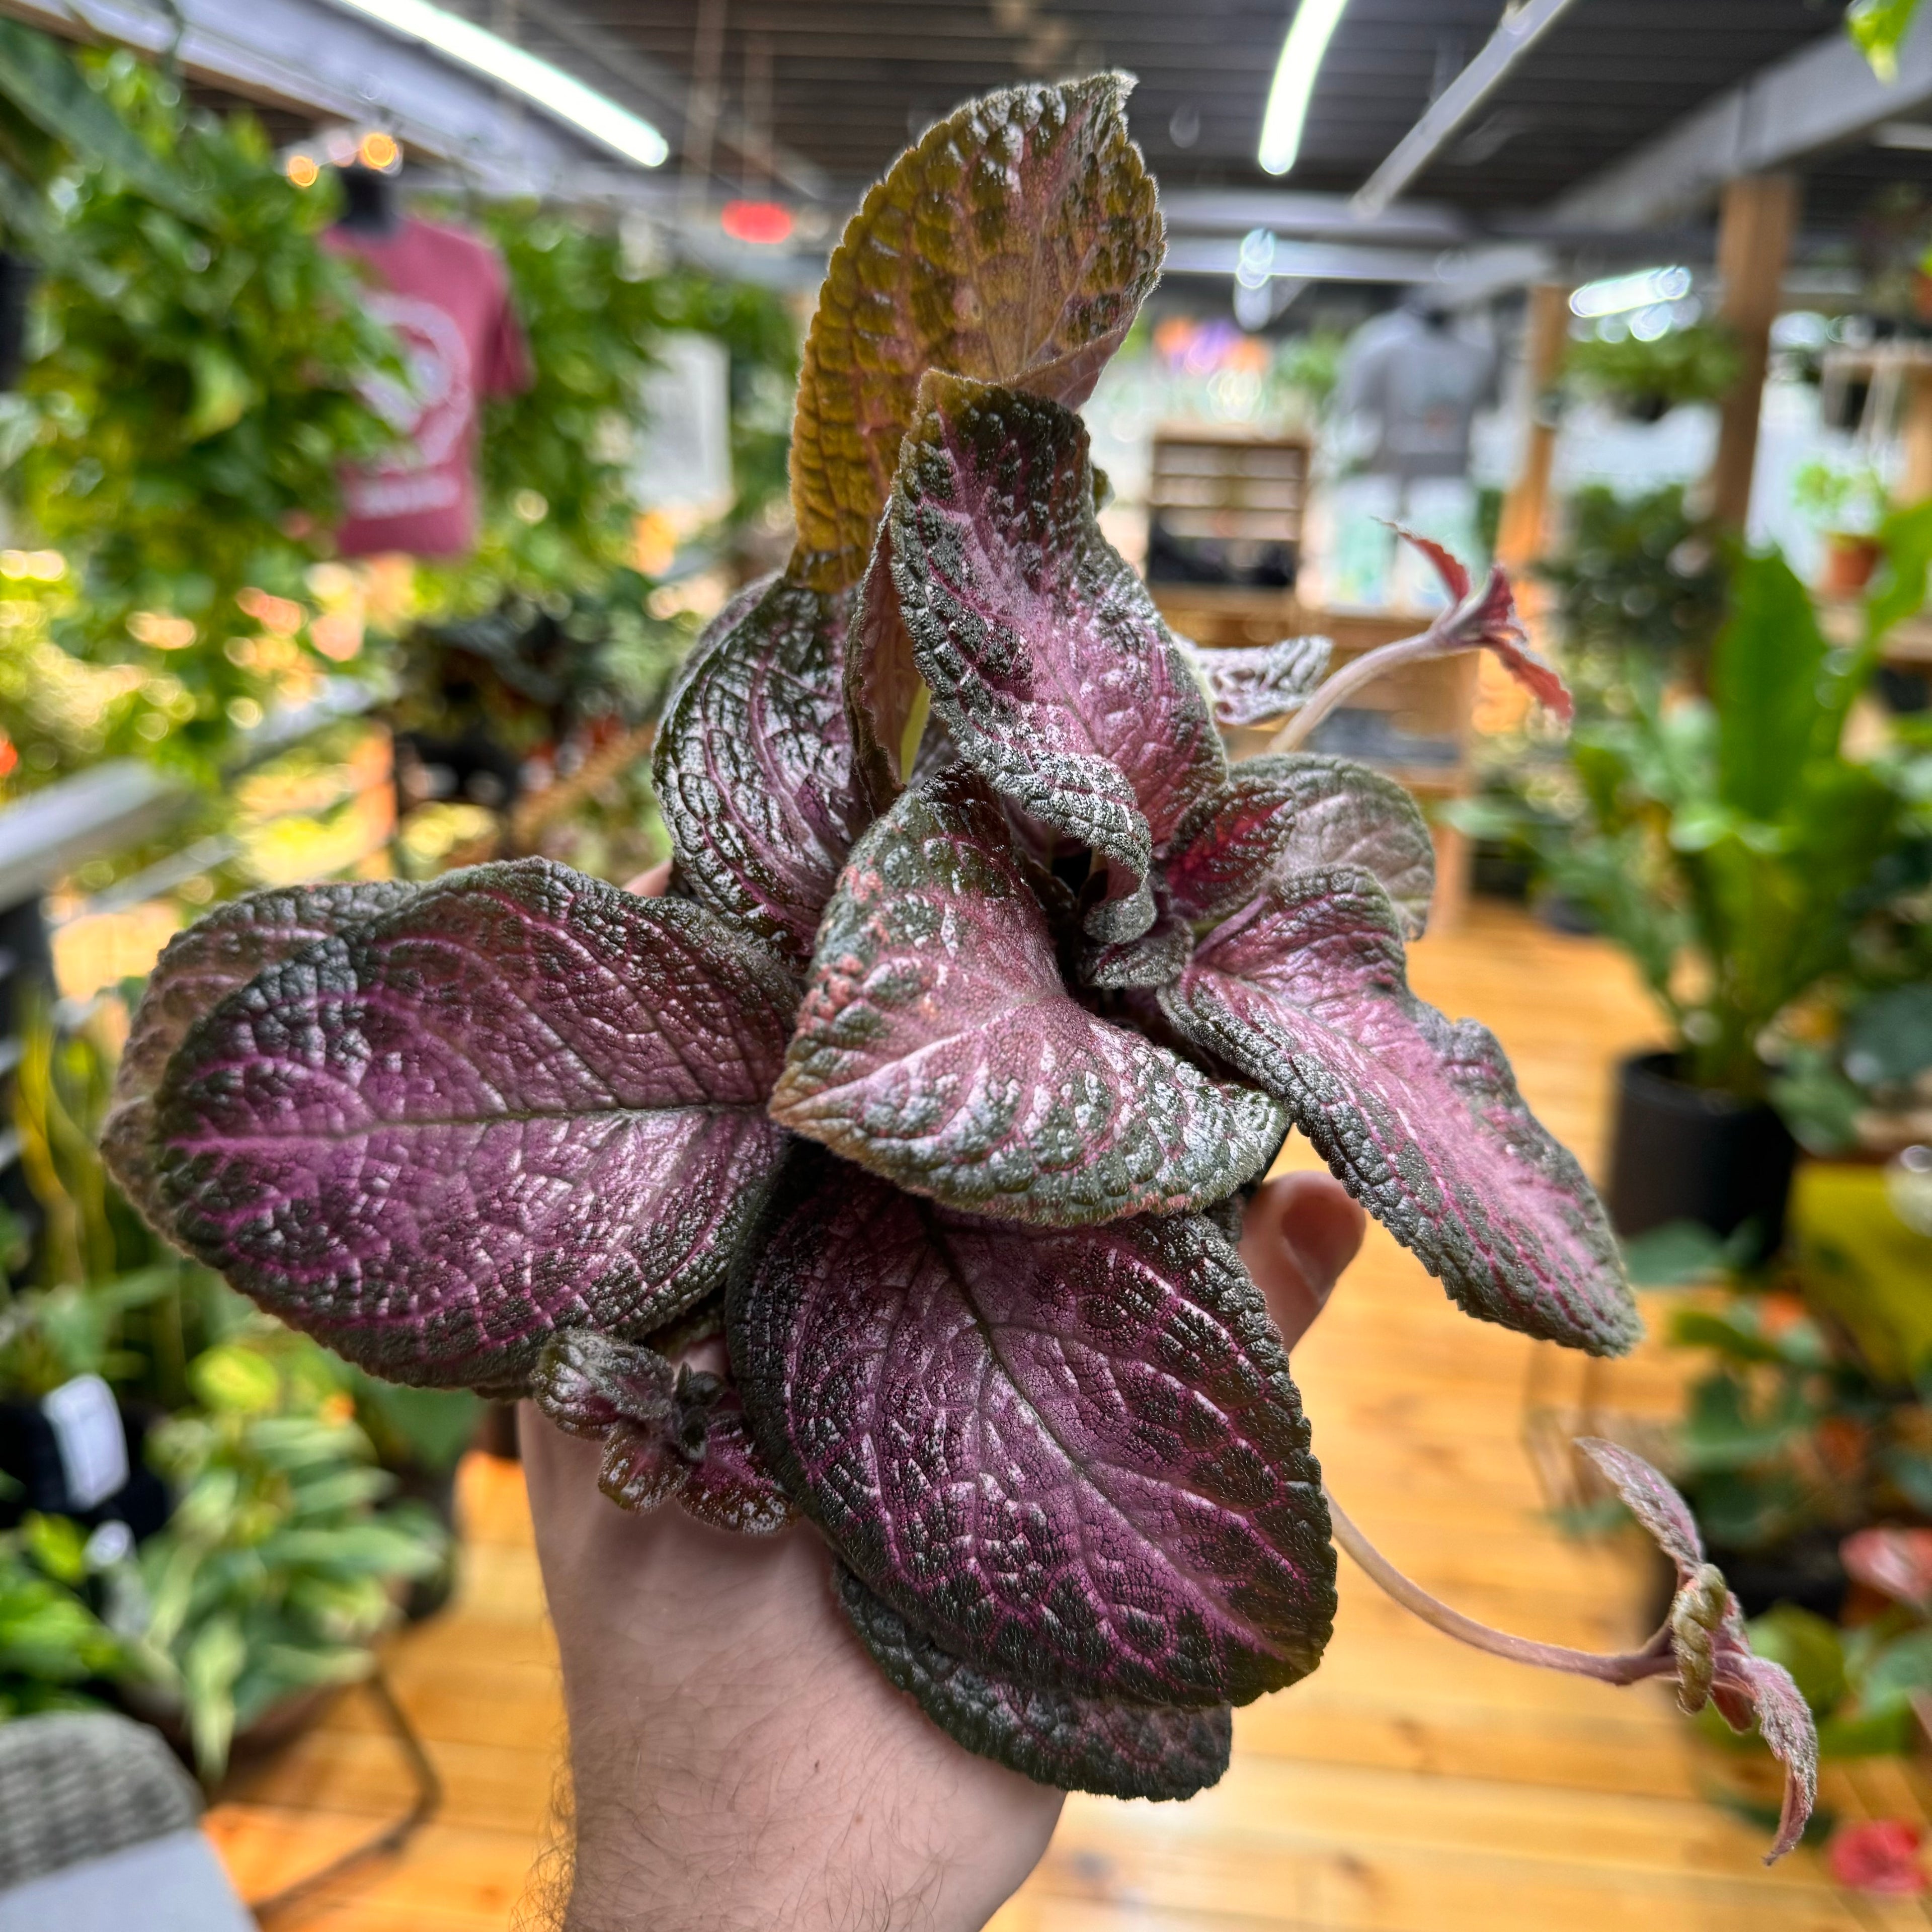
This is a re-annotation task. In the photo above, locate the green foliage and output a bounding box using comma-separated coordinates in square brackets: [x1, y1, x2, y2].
[1666, 1289, 1927, 1556]
[5, 45, 401, 783]
[132, 1334, 447, 1778]
[1793, 457, 1891, 538]
[1562, 323, 1742, 410]
[0, 1514, 136, 1719]
[1468, 542, 1919, 1096]
[1849, 0, 1926, 78]
[1535, 485, 1728, 668]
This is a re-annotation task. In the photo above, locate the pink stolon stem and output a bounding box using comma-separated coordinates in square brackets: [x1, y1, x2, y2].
[1268, 628, 1442, 756]
[1325, 1488, 1677, 1686]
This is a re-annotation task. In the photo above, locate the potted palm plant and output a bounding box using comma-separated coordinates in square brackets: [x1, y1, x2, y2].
[1481, 510, 1932, 1253]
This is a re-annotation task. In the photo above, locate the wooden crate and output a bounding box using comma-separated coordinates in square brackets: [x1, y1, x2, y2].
[1146, 427, 1309, 590]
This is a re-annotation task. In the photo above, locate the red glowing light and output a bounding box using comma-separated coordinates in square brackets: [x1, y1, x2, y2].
[720, 199, 794, 245]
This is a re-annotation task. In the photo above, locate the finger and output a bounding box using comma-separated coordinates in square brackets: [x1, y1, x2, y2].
[623, 859, 673, 898]
[1239, 1171, 1366, 1351]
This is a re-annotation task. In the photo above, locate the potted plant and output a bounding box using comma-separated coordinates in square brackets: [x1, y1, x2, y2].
[1658, 1268, 1932, 1621]
[1476, 515, 1932, 1253]
[0, 999, 458, 1769]
[98, 77, 1823, 1856]
[1794, 458, 1894, 597]
[115, 1330, 448, 1780]
[1562, 320, 1742, 422]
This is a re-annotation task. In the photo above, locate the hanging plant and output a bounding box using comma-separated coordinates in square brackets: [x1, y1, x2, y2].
[7, 43, 401, 781]
[101, 78, 1818, 1853]
[1563, 322, 1743, 418]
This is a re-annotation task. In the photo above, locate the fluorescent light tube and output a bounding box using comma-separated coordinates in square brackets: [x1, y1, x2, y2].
[1258, 0, 1351, 177]
[328, 0, 670, 168]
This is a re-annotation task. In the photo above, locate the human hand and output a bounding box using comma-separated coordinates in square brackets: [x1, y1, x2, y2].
[522, 862, 1365, 1932]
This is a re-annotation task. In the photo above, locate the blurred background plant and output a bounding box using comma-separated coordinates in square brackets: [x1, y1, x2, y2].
[0, 46, 403, 788]
[1561, 321, 1742, 419]
[1454, 519, 1932, 1103]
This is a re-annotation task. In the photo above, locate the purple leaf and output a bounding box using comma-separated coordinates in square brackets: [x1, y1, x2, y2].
[1576, 1436, 1704, 1577]
[732, 1152, 1336, 1706]
[889, 373, 1226, 942]
[789, 73, 1163, 595]
[654, 574, 870, 969]
[1078, 895, 1194, 991]
[1396, 528, 1572, 725]
[1183, 636, 1332, 728]
[152, 860, 797, 1391]
[533, 1332, 795, 1532]
[835, 1564, 1234, 1800]
[103, 880, 416, 1233]
[1565, 1438, 1815, 1861]
[1721, 1653, 1818, 1863]
[1164, 868, 1637, 1356]
[769, 768, 1286, 1226]
[846, 528, 926, 811]
[1164, 754, 1437, 937]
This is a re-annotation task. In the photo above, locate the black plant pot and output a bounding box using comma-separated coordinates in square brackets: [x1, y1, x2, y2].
[1605, 1052, 1798, 1261]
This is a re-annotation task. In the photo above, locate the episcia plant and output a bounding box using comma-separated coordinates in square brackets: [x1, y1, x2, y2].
[99, 77, 1818, 1855]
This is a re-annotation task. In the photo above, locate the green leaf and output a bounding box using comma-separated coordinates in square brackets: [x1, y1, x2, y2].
[0, 22, 205, 220]
[1854, 1627, 1932, 1717]
[1746, 1605, 1847, 1717]
[20, 1512, 89, 1586]
[788, 74, 1162, 593]
[184, 342, 254, 441]
[1848, 0, 1925, 79]
[181, 1611, 246, 1780]
[1620, 1219, 1725, 1286]
[189, 1344, 281, 1415]
[1712, 550, 1829, 822]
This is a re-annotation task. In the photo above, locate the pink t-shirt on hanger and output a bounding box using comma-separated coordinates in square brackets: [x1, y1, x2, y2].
[326, 216, 531, 558]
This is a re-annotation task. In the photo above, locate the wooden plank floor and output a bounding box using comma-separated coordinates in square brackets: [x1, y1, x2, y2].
[204, 904, 1922, 1929]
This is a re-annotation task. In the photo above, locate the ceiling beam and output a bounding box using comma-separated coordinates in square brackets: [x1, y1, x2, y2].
[0, 0, 630, 192]
[1159, 187, 1468, 247]
[1550, 13, 1932, 230]
[1352, 0, 1586, 221]
[1164, 233, 1550, 298]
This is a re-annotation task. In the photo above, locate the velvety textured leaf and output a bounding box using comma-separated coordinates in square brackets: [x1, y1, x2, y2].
[1164, 754, 1436, 937]
[846, 526, 927, 810]
[1164, 867, 1637, 1356]
[890, 374, 1226, 941]
[770, 769, 1285, 1226]
[835, 1564, 1234, 1800]
[732, 1153, 1336, 1707]
[1184, 637, 1332, 728]
[654, 574, 869, 969]
[103, 880, 417, 1233]
[1399, 528, 1572, 724]
[1577, 1436, 1704, 1576]
[1078, 900, 1194, 991]
[1726, 1653, 1818, 1862]
[789, 73, 1163, 594]
[152, 860, 797, 1391]
[533, 1332, 794, 1531]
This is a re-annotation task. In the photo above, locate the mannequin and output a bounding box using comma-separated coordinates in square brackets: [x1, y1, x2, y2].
[332, 163, 402, 240]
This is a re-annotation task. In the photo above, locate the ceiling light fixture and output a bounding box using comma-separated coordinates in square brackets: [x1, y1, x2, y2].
[1257, 0, 1351, 177]
[1570, 266, 1692, 319]
[326, 0, 670, 168]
